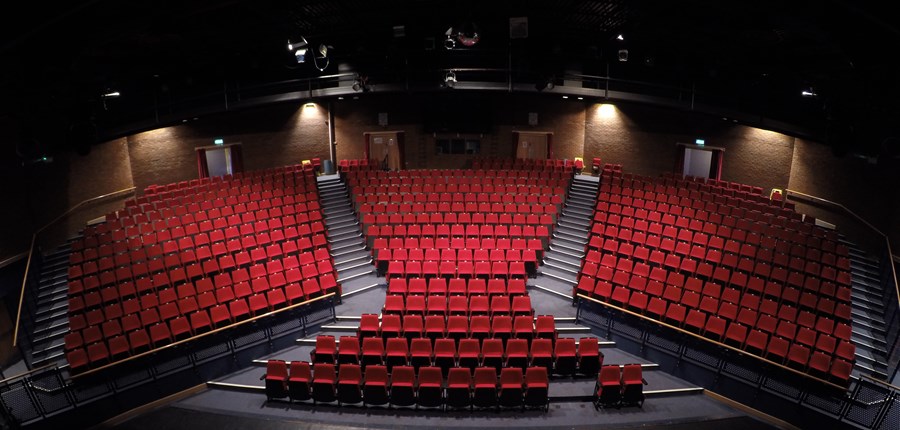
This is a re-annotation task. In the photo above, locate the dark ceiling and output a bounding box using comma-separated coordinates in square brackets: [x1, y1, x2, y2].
[3, 0, 900, 158]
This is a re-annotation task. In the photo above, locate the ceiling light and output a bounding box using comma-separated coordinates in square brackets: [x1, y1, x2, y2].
[101, 90, 120, 99]
[616, 34, 624, 41]
[801, 88, 817, 97]
[562, 96, 569, 99]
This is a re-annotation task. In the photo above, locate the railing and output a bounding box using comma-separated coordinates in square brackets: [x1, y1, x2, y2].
[73, 292, 335, 379]
[575, 294, 900, 430]
[0, 293, 335, 427]
[785, 189, 900, 383]
[12, 187, 136, 355]
[575, 294, 846, 391]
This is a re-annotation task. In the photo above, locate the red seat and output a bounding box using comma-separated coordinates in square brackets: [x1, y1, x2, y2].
[288, 361, 312, 402]
[457, 338, 481, 371]
[473, 367, 499, 409]
[264, 359, 289, 400]
[434, 338, 458, 374]
[553, 338, 577, 376]
[595, 365, 622, 407]
[621, 363, 646, 406]
[446, 367, 473, 410]
[389, 365, 417, 407]
[336, 363, 363, 406]
[385, 337, 410, 370]
[416, 366, 444, 409]
[338, 336, 360, 365]
[577, 337, 603, 376]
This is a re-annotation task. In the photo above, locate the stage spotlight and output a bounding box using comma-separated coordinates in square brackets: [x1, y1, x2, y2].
[444, 71, 457, 88]
[288, 37, 309, 63]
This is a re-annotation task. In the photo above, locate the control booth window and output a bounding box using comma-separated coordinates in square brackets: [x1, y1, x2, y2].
[436, 137, 480, 155]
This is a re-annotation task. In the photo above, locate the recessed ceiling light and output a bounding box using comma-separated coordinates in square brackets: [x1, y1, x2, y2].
[562, 96, 569, 99]
[577, 97, 584, 100]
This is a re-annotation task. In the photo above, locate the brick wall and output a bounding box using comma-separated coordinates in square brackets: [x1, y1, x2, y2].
[128, 103, 329, 193]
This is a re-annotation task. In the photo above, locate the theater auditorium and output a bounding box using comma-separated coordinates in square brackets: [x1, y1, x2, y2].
[0, 1, 898, 429]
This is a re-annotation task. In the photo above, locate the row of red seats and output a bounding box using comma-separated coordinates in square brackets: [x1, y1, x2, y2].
[363, 210, 559, 229]
[384, 261, 528, 282]
[587, 232, 850, 290]
[312, 335, 603, 378]
[312, 336, 584, 374]
[346, 166, 573, 180]
[382, 294, 533, 318]
[96, 208, 324, 254]
[267, 360, 550, 411]
[595, 197, 809, 245]
[355, 314, 556, 343]
[583, 238, 851, 306]
[113, 189, 320, 231]
[354, 181, 567, 195]
[601, 178, 779, 215]
[68, 236, 333, 303]
[576, 278, 853, 385]
[590, 216, 849, 274]
[359, 199, 562, 216]
[145, 163, 315, 195]
[374, 236, 543, 254]
[602, 170, 772, 209]
[580, 255, 851, 322]
[66, 284, 307, 373]
[68, 221, 328, 280]
[597, 182, 839, 250]
[337, 158, 377, 171]
[576, 271, 852, 340]
[595, 364, 646, 408]
[386, 277, 527, 297]
[596, 194, 837, 256]
[368, 226, 551, 248]
[472, 156, 578, 167]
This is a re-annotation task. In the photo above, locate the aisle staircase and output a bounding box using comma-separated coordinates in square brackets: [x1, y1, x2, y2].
[531, 174, 598, 300]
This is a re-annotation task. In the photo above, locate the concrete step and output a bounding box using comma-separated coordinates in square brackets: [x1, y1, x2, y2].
[549, 241, 586, 257]
[544, 251, 583, 269]
[539, 266, 578, 284]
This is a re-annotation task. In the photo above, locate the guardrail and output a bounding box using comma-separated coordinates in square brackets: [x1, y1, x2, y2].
[13, 187, 136, 350]
[575, 294, 899, 430]
[785, 189, 900, 383]
[0, 293, 335, 427]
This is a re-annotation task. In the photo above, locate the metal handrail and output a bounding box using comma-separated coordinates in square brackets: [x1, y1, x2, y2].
[0, 363, 57, 386]
[786, 189, 900, 381]
[72, 292, 335, 379]
[12, 187, 137, 347]
[576, 293, 848, 391]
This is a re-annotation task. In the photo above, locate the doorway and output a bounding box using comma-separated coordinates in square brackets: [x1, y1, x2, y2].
[196, 144, 244, 178]
[365, 131, 404, 171]
[675, 143, 723, 180]
[513, 131, 552, 160]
